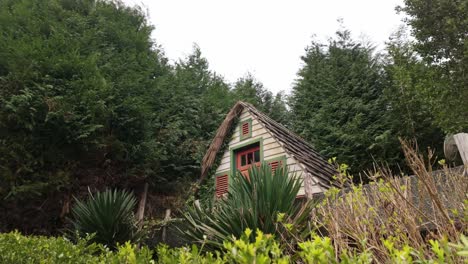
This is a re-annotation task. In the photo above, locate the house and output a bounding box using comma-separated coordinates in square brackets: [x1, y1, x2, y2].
[198, 101, 337, 199]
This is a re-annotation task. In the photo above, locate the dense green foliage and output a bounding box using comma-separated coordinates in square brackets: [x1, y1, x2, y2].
[289, 0, 467, 173]
[0, 0, 288, 198]
[382, 28, 445, 166]
[290, 30, 389, 173]
[0, 0, 165, 199]
[289, 22, 456, 174]
[0, 0, 287, 232]
[0, 0, 465, 236]
[232, 74, 290, 126]
[0, 231, 154, 263]
[179, 165, 313, 250]
[2, 222, 467, 263]
[398, 0, 468, 132]
[70, 189, 142, 248]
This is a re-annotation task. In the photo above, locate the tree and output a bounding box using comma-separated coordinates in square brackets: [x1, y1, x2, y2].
[232, 73, 269, 106]
[0, 0, 297, 234]
[232, 73, 290, 125]
[0, 0, 170, 200]
[381, 28, 445, 167]
[266, 92, 291, 126]
[147, 45, 235, 192]
[398, 0, 468, 132]
[290, 29, 387, 175]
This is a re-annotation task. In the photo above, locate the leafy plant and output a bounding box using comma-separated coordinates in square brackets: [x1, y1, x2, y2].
[69, 188, 143, 248]
[452, 235, 468, 258]
[157, 229, 468, 263]
[223, 228, 289, 263]
[156, 228, 289, 264]
[179, 164, 314, 250]
[1, 229, 467, 263]
[312, 142, 468, 263]
[0, 231, 154, 264]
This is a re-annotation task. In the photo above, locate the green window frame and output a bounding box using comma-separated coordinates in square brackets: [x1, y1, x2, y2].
[239, 119, 252, 141]
[229, 138, 263, 178]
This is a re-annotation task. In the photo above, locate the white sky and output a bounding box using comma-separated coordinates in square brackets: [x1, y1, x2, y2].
[122, 0, 405, 94]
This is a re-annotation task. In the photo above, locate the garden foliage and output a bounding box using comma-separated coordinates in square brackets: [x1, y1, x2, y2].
[398, 0, 468, 132]
[70, 188, 142, 248]
[1, 229, 467, 263]
[175, 143, 468, 263]
[289, 27, 446, 175]
[0, 0, 288, 232]
[0, 231, 154, 264]
[1, 144, 467, 263]
[0, 0, 289, 199]
[179, 165, 314, 250]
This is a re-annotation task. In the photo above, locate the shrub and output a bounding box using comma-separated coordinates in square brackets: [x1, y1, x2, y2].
[311, 141, 468, 263]
[156, 229, 289, 264]
[1, 230, 467, 263]
[0, 231, 102, 263]
[69, 188, 143, 248]
[0, 231, 154, 263]
[179, 164, 314, 250]
[156, 229, 468, 263]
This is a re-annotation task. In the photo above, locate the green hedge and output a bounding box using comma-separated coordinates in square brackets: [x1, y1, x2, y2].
[1, 230, 467, 264]
[0, 231, 153, 264]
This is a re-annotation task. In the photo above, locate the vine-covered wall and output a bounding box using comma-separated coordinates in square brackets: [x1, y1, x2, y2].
[196, 117, 239, 206]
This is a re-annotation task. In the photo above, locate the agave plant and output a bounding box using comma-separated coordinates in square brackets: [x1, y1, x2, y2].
[180, 164, 314, 250]
[69, 188, 143, 248]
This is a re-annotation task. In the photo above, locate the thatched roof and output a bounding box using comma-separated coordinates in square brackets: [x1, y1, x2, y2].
[199, 101, 336, 188]
[199, 102, 244, 184]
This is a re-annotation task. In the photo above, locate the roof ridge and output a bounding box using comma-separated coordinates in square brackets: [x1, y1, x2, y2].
[241, 101, 322, 155]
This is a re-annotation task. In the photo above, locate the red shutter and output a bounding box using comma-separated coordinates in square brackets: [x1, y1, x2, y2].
[242, 122, 249, 136]
[215, 175, 229, 198]
[270, 161, 280, 171]
[268, 160, 283, 174]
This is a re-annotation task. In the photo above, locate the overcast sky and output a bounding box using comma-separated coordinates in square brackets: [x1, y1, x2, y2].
[122, 0, 405, 93]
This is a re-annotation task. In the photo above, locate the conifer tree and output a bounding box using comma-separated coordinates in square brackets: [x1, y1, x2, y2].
[290, 29, 387, 174]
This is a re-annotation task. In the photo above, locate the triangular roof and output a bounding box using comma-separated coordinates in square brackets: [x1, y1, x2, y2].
[200, 101, 336, 188]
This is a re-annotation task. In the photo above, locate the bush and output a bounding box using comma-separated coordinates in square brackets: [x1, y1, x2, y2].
[0, 231, 153, 263]
[157, 229, 468, 264]
[69, 188, 143, 248]
[311, 141, 468, 263]
[179, 164, 314, 250]
[0, 230, 467, 263]
[157, 229, 290, 263]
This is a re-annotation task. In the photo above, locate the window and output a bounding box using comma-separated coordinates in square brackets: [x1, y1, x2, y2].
[230, 138, 263, 182]
[215, 174, 229, 198]
[239, 148, 261, 166]
[236, 143, 261, 179]
[242, 122, 249, 135]
[266, 156, 286, 175]
[269, 160, 281, 171]
[239, 119, 252, 140]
